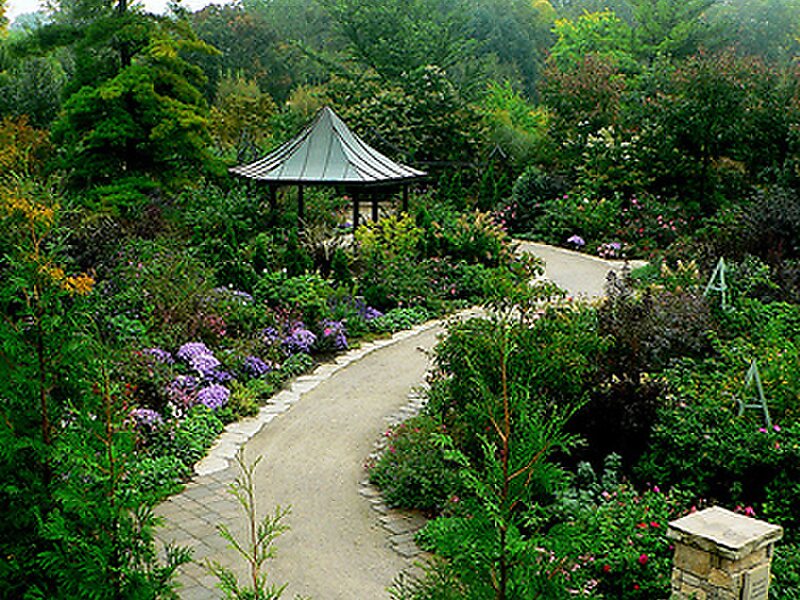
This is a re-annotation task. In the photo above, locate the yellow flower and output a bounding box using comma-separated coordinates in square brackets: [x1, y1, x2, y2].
[64, 273, 95, 296]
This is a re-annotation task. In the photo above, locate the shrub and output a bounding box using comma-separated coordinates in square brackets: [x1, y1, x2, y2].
[501, 164, 564, 235]
[101, 238, 217, 345]
[280, 352, 314, 378]
[598, 271, 715, 383]
[157, 405, 224, 467]
[438, 211, 511, 267]
[429, 310, 607, 458]
[128, 455, 191, 503]
[368, 307, 430, 333]
[635, 364, 800, 521]
[369, 416, 460, 514]
[548, 481, 680, 599]
[255, 272, 334, 326]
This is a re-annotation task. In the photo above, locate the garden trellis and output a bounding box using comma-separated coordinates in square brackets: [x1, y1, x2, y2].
[229, 106, 427, 229]
[703, 257, 730, 311]
[736, 358, 772, 429]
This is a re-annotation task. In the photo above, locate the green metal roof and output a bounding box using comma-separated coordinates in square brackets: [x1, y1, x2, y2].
[229, 106, 426, 185]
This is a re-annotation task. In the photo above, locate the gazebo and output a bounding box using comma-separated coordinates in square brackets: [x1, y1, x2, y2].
[229, 106, 427, 229]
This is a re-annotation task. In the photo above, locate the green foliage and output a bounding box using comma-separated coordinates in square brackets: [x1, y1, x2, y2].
[706, 0, 800, 64]
[628, 0, 716, 61]
[327, 66, 485, 164]
[368, 307, 430, 333]
[369, 415, 460, 513]
[206, 453, 291, 600]
[321, 0, 474, 83]
[52, 17, 219, 191]
[773, 543, 800, 599]
[547, 474, 679, 599]
[541, 52, 627, 168]
[129, 454, 191, 502]
[416, 318, 585, 599]
[550, 10, 635, 71]
[255, 272, 334, 326]
[37, 376, 191, 599]
[500, 164, 563, 234]
[161, 405, 225, 466]
[280, 352, 314, 378]
[432, 210, 512, 267]
[209, 73, 278, 156]
[102, 238, 217, 345]
[478, 81, 551, 169]
[429, 310, 606, 460]
[466, 0, 556, 97]
[0, 54, 66, 127]
[180, 181, 272, 290]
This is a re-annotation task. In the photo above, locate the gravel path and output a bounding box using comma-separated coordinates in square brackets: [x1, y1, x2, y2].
[155, 244, 637, 599]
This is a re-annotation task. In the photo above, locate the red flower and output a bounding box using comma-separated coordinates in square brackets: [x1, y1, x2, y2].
[633, 584, 640, 590]
[602, 564, 611, 573]
[638, 554, 648, 565]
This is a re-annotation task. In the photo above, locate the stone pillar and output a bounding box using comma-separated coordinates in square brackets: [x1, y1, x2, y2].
[667, 506, 783, 600]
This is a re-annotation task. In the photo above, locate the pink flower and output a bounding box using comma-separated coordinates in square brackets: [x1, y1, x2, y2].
[774, 424, 782, 432]
[638, 554, 648, 566]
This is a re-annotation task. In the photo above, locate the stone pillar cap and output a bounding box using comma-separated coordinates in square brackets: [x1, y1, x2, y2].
[667, 506, 783, 561]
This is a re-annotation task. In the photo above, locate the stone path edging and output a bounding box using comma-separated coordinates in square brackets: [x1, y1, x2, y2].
[194, 320, 443, 478]
[360, 381, 432, 560]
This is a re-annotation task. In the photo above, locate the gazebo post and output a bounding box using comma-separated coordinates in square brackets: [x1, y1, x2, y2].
[353, 191, 360, 229]
[402, 184, 409, 213]
[371, 191, 379, 222]
[297, 184, 305, 229]
[268, 185, 277, 212]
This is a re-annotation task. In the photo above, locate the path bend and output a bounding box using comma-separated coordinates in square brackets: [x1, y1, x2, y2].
[155, 244, 636, 599]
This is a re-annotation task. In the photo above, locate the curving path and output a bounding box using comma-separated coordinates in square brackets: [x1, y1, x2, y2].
[154, 244, 637, 599]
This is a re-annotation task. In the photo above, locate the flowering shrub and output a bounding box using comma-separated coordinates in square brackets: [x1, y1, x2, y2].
[281, 321, 317, 355]
[196, 384, 230, 411]
[597, 241, 623, 259]
[437, 211, 512, 267]
[319, 319, 348, 351]
[617, 193, 688, 255]
[548, 483, 679, 599]
[242, 355, 272, 378]
[368, 415, 460, 514]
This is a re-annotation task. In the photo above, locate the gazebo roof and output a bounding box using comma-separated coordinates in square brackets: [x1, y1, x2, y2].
[229, 106, 426, 185]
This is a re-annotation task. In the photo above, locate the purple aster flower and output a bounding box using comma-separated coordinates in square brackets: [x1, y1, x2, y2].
[282, 322, 317, 355]
[360, 306, 383, 321]
[567, 234, 586, 248]
[176, 342, 213, 362]
[189, 353, 222, 376]
[131, 407, 163, 429]
[166, 375, 199, 408]
[262, 326, 280, 345]
[243, 356, 272, 378]
[142, 347, 174, 365]
[321, 319, 348, 350]
[196, 384, 230, 410]
[206, 369, 234, 384]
